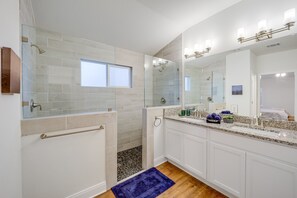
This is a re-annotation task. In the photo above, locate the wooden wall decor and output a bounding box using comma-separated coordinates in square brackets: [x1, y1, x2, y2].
[1, 47, 21, 94]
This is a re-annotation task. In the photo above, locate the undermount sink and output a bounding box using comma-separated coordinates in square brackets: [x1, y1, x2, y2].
[230, 125, 281, 138]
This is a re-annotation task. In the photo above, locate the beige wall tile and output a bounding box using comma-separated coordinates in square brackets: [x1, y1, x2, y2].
[21, 117, 66, 136]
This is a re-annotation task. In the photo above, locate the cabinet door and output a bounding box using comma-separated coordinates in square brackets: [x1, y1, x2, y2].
[246, 153, 297, 198]
[184, 134, 207, 179]
[165, 128, 183, 165]
[209, 142, 245, 198]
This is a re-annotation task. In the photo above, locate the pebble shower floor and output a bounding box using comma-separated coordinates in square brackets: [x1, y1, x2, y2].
[117, 146, 143, 181]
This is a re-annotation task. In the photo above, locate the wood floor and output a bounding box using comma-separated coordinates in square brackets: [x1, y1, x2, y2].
[96, 162, 227, 198]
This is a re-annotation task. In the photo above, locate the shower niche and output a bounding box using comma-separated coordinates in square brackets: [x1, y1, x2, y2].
[144, 55, 180, 107]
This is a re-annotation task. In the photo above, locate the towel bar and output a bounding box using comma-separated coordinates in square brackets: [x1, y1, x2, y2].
[40, 125, 104, 139]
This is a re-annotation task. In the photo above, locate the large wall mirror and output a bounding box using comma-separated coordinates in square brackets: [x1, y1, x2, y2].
[184, 34, 297, 121]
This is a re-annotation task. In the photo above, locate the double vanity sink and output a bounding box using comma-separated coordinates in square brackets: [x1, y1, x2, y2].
[168, 115, 297, 147]
[164, 115, 297, 198]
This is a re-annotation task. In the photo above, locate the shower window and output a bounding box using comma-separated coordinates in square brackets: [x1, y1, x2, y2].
[80, 59, 132, 88]
[81, 60, 107, 87]
[109, 65, 132, 88]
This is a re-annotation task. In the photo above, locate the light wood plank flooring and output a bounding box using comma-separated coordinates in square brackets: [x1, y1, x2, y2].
[96, 162, 227, 198]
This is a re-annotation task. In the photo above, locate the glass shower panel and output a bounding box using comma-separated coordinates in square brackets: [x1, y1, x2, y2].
[21, 25, 116, 118]
[144, 55, 180, 107]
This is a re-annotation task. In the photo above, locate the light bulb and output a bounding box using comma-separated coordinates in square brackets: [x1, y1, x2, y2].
[152, 60, 157, 65]
[184, 48, 193, 56]
[258, 20, 267, 32]
[205, 40, 213, 49]
[194, 44, 203, 52]
[281, 73, 286, 77]
[284, 8, 296, 24]
[275, 73, 281, 77]
[237, 28, 245, 38]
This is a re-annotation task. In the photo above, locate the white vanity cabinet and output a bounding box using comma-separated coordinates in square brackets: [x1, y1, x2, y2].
[208, 142, 246, 198]
[184, 134, 207, 178]
[165, 119, 297, 198]
[165, 120, 207, 179]
[166, 128, 183, 164]
[246, 153, 297, 198]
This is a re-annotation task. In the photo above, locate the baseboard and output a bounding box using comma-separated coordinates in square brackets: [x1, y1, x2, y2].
[66, 181, 107, 198]
[154, 155, 167, 166]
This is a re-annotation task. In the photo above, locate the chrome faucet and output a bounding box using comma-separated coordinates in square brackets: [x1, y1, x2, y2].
[250, 115, 264, 129]
[30, 99, 42, 112]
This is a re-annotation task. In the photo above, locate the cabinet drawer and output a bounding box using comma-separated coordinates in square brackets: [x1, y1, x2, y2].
[165, 119, 207, 139]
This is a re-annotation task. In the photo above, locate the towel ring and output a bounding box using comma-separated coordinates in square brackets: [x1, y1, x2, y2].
[154, 117, 162, 127]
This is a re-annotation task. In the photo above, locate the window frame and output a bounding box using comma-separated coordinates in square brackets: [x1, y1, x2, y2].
[108, 64, 132, 88]
[80, 59, 133, 89]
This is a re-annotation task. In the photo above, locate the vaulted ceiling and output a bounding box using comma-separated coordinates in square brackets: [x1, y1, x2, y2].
[31, 0, 241, 55]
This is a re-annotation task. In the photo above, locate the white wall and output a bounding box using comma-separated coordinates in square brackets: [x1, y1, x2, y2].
[183, 0, 297, 57]
[256, 49, 297, 74]
[256, 48, 297, 118]
[0, 1, 22, 198]
[226, 50, 252, 116]
[22, 129, 106, 198]
[154, 117, 165, 166]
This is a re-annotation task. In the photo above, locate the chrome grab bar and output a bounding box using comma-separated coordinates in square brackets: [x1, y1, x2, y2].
[40, 125, 104, 139]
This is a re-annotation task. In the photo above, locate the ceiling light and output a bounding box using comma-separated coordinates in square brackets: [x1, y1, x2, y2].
[237, 8, 295, 44]
[275, 73, 281, 77]
[281, 73, 286, 77]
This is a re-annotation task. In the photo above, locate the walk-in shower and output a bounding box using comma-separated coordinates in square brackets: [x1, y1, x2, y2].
[21, 25, 180, 182]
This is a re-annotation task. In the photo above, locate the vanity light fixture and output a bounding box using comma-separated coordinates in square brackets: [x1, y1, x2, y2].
[184, 40, 213, 59]
[237, 8, 295, 44]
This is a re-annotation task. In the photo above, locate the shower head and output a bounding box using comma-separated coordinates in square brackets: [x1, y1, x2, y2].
[31, 44, 46, 54]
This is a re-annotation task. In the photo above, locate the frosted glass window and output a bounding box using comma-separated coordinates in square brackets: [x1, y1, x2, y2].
[185, 76, 191, 91]
[109, 65, 132, 88]
[81, 60, 107, 87]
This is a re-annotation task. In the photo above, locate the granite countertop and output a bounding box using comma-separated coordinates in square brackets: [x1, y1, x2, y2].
[165, 115, 297, 148]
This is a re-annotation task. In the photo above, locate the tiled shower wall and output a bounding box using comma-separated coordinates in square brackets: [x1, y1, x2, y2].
[22, 26, 144, 151]
[152, 61, 179, 106]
